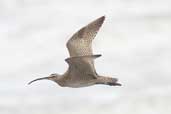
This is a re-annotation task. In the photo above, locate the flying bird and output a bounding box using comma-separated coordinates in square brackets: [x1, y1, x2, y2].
[28, 16, 121, 88]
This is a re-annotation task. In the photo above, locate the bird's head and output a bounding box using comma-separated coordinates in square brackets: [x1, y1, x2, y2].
[28, 73, 60, 85]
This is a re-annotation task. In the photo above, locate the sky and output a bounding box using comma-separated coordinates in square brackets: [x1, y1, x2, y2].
[0, 0, 171, 114]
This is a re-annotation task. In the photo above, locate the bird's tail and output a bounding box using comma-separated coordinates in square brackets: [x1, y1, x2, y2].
[96, 76, 121, 86]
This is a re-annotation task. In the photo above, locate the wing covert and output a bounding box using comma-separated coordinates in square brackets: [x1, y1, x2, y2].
[65, 55, 101, 79]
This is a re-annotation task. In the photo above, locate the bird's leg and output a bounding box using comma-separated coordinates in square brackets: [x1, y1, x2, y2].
[106, 78, 121, 86]
[107, 82, 122, 86]
[96, 76, 121, 86]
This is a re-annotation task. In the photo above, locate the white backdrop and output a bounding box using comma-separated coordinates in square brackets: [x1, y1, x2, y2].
[0, 0, 171, 114]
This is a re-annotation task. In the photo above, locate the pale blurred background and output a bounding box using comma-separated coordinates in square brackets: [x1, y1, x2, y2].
[0, 0, 171, 114]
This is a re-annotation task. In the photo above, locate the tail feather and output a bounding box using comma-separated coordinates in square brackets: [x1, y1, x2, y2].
[96, 76, 121, 86]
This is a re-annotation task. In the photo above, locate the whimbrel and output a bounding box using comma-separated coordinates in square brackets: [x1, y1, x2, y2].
[28, 16, 121, 88]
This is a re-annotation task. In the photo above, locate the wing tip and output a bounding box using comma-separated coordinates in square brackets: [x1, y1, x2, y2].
[100, 15, 105, 21]
[97, 15, 105, 25]
[90, 16, 105, 31]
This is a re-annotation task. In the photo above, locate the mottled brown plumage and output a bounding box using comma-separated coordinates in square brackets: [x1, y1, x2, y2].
[28, 16, 121, 88]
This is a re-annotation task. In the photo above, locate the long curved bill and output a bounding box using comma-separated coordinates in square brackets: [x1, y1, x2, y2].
[28, 77, 50, 85]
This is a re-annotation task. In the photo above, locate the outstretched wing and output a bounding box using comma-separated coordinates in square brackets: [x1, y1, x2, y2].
[66, 16, 105, 57]
[65, 55, 101, 79]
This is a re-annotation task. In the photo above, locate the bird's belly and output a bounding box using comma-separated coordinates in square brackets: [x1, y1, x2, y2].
[65, 80, 96, 88]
